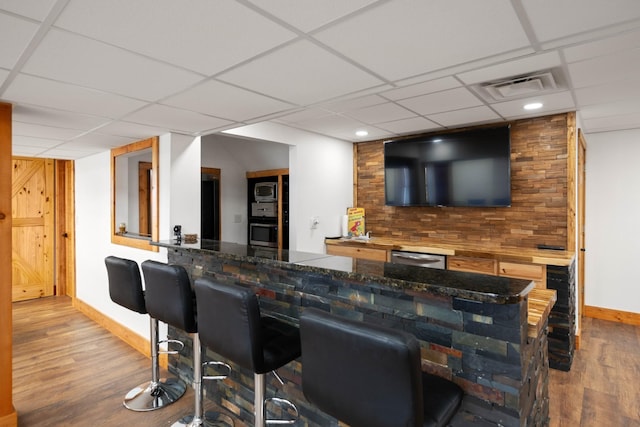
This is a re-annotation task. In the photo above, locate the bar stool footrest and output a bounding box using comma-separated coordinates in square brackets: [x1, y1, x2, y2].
[265, 397, 298, 425]
[202, 360, 232, 381]
[158, 339, 185, 355]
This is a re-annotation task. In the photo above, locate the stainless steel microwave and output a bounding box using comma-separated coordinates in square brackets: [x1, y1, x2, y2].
[254, 182, 277, 202]
[249, 223, 278, 247]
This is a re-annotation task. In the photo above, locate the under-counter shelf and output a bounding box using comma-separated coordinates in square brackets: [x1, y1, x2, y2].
[326, 243, 388, 261]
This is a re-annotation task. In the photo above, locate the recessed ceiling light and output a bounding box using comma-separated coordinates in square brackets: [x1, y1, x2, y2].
[355, 130, 368, 137]
[524, 102, 543, 110]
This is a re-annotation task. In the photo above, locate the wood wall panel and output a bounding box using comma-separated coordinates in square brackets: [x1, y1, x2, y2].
[355, 113, 571, 250]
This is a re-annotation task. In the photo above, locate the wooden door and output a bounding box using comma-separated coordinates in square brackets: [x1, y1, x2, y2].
[12, 157, 54, 301]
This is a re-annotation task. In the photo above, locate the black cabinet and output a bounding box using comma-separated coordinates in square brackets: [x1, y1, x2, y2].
[246, 170, 289, 250]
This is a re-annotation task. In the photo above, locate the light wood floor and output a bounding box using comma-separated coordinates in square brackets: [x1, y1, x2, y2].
[12, 296, 640, 426]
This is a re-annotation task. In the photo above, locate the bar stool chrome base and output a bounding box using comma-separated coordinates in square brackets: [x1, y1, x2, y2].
[124, 377, 187, 411]
[171, 411, 234, 427]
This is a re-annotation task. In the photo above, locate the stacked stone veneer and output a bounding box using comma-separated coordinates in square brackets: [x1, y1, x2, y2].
[546, 260, 576, 371]
[167, 249, 550, 426]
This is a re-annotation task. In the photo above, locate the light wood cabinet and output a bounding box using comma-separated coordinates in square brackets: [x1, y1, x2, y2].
[448, 256, 497, 275]
[326, 244, 388, 262]
[448, 257, 547, 288]
[499, 261, 547, 288]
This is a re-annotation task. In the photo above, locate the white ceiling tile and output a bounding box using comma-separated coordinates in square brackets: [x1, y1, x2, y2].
[11, 135, 63, 148]
[0, 13, 38, 68]
[4, 74, 147, 118]
[579, 98, 640, 119]
[54, 0, 297, 75]
[23, 30, 204, 101]
[568, 48, 640, 88]
[218, 39, 383, 105]
[314, 1, 530, 81]
[13, 121, 85, 140]
[11, 144, 48, 157]
[273, 108, 333, 124]
[293, 113, 371, 140]
[124, 104, 234, 134]
[38, 147, 101, 160]
[162, 79, 295, 122]
[345, 102, 415, 124]
[11, 104, 110, 130]
[64, 133, 137, 149]
[376, 117, 441, 135]
[398, 87, 483, 116]
[523, 0, 640, 42]
[381, 77, 461, 101]
[428, 106, 501, 128]
[97, 121, 168, 139]
[0, 0, 57, 21]
[491, 92, 575, 119]
[0, 68, 9, 85]
[575, 79, 640, 107]
[321, 95, 387, 113]
[563, 29, 640, 63]
[457, 51, 562, 85]
[247, 0, 378, 32]
[583, 111, 640, 133]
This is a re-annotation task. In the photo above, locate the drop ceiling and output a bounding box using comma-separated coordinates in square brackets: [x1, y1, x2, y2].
[2, 0, 640, 159]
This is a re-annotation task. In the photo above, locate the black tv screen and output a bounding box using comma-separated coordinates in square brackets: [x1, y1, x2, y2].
[384, 125, 511, 207]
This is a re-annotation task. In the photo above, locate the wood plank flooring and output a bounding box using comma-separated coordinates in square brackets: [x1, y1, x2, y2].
[12, 296, 640, 426]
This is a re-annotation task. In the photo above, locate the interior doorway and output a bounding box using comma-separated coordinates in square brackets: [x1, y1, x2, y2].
[201, 167, 221, 241]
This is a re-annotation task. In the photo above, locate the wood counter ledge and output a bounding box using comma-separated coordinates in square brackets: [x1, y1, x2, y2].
[325, 237, 575, 266]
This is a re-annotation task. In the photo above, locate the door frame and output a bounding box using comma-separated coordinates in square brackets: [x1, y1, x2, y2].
[577, 130, 587, 346]
[55, 160, 75, 298]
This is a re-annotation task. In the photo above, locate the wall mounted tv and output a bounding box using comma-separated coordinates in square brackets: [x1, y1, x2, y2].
[384, 125, 511, 207]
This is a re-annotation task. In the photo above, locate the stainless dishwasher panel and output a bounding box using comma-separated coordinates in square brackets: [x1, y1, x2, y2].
[390, 251, 446, 269]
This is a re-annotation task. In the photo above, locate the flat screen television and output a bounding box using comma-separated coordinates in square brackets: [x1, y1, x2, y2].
[384, 125, 511, 207]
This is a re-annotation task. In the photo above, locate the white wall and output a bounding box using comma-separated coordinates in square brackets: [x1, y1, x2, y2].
[165, 134, 201, 237]
[224, 122, 354, 253]
[585, 128, 640, 313]
[75, 150, 167, 343]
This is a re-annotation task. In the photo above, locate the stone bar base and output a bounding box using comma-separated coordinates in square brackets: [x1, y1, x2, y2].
[166, 246, 550, 426]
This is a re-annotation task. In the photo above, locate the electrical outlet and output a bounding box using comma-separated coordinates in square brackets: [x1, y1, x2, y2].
[310, 216, 320, 229]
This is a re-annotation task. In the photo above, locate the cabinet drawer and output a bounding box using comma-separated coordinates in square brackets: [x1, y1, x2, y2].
[499, 262, 545, 281]
[447, 256, 497, 275]
[326, 245, 388, 262]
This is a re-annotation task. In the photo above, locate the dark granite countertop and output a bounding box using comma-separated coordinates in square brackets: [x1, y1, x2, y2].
[153, 239, 534, 304]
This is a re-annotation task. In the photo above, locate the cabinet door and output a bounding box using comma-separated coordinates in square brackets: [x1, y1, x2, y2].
[499, 262, 547, 288]
[447, 256, 497, 275]
[326, 245, 388, 262]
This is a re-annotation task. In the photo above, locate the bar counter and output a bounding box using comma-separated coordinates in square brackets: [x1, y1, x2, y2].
[154, 239, 551, 426]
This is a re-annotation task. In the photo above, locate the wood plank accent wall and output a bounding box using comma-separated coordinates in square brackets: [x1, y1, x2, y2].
[0, 102, 17, 426]
[354, 113, 573, 250]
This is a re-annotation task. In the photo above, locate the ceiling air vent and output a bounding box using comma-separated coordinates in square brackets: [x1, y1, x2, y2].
[479, 71, 559, 102]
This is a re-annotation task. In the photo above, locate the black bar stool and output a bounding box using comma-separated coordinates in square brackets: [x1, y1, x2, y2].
[300, 308, 463, 427]
[104, 256, 186, 411]
[193, 277, 300, 427]
[141, 260, 232, 427]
